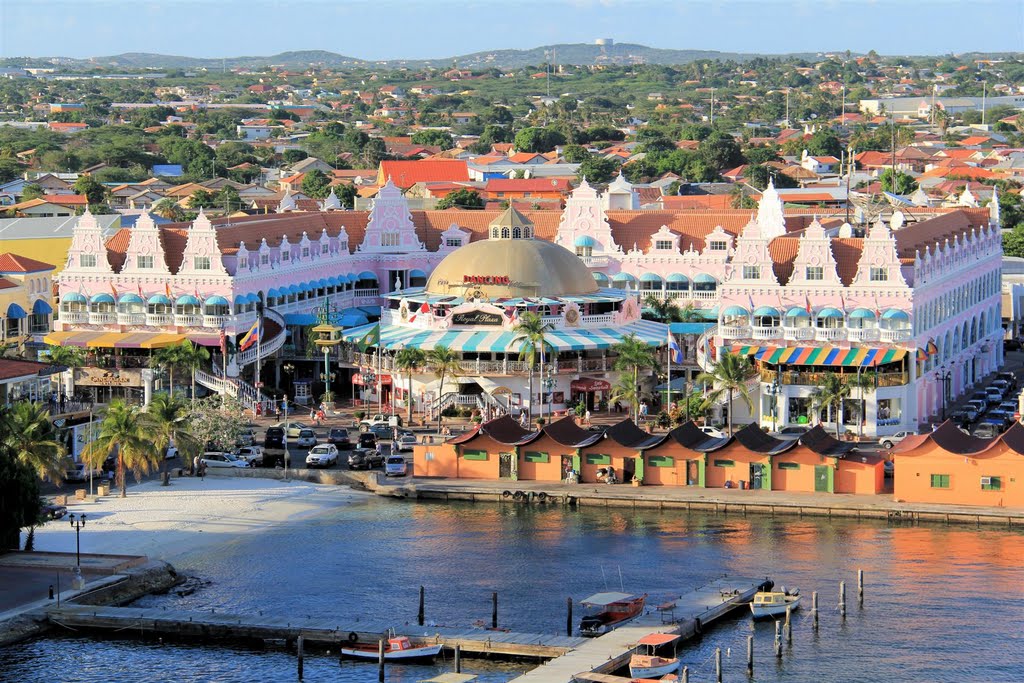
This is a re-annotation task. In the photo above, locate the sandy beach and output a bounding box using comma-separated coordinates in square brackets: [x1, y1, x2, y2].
[26, 477, 365, 567]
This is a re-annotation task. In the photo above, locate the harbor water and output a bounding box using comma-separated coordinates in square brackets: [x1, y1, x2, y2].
[3, 496, 1024, 682]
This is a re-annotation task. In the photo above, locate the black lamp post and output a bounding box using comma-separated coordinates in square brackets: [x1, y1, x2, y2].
[768, 378, 780, 432]
[938, 366, 953, 421]
[69, 513, 86, 567]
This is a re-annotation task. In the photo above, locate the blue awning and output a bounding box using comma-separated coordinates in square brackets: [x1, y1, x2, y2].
[849, 308, 876, 319]
[409, 268, 427, 279]
[669, 322, 715, 335]
[287, 285, 300, 295]
[317, 278, 329, 289]
[693, 273, 717, 284]
[148, 294, 171, 305]
[592, 272, 610, 285]
[118, 294, 144, 304]
[62, 292, 87, 303]
[612, 273, 637, 283]
[817, 307, 843, 319]
[882, 309, 909, 321]
[753, 306, 780, 317]
[723, 305, 748, 317]
[357, 271, 378, 281]
[175, 295, 200, 306]
[32, 299, 53, 314]
[639, 273, 663, 283]
[205, 295, 229, 306]
[666, 273, 689, 283]
[284, 313, 318, 326]
[6, 303, 26, 319]
[574, 235, 598, 247]
[90, 293, 114, 305]
[786, 307, 810, 318]
[339, 312, 369, 327]
[267, 288, 281, 298]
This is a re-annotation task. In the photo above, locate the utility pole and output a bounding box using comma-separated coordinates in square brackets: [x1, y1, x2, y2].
[982, 81, 987, 126]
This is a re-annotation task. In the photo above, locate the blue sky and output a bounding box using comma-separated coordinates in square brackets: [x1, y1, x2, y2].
[2, 0, 1021, 60]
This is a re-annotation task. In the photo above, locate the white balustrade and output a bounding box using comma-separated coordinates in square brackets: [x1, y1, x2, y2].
[847, 328, 880, 343]
[174, 314, 203, 327]
[580, 313, 616, 325]
[814, 327, 847, 342]
[690, 290, 718, 300]
[752, 326, 783, 340]
[146, 313, 174, 326]
[60, 311, 89, 324]
[579, 255, 609, 266]
[117, 312, 146, 326]
[203, 315, 230, 328]
[88, 312, 117, 325]
[720, 324, 751, 339]
[880, 328, 912, 343]
[783, 326, 815, 341]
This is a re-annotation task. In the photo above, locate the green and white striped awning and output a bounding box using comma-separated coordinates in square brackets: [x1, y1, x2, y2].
[343, 319, 668, 353]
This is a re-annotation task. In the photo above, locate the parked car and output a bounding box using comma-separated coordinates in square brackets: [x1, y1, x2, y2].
[40, 501, 68, 520]
[951, 407, 979, 425]
[235, 428, 256, 447]
[699, 425, 726, 438]
[234, 446, 264, 466]
[385, 455, 408, 477]
[201, 452, 251, 468]
[395, 431, 417, 452]
[997, 371, 1018, 388]
[348, 448, 384, 470]
[274, 422, 308, 438]
[64, 462, 100, 483]
[1004, 339, 1022, 351]
[357, 432, 378, 449]
[997, 401, 1018, 414]
[368, 423, 394, 440]
[984, 389, 1003, 407]
[966, 399, 988, 416]
[305, 444, 339, 468]
[987, 410, 1014, 429]
[974, 420, 1004, 438]
[773, 426, 810, 440]
[264, 427, 285, 449]
[295, 429, 317, 448]
[879, 431, 915, 449]
[361, 414, 402, 427]
[991, 379, 1011, 394]
[327, 427, 352, 450]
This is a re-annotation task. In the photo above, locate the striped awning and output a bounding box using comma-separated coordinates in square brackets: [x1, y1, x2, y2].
[751, 346, 907, 366]
[43, 330, 187, 349]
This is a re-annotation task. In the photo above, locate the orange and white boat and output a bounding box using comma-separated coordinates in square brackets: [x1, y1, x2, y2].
[340, 634, 441, 663]
[579, 592, 647, 637]
[629, 633, 681, 679]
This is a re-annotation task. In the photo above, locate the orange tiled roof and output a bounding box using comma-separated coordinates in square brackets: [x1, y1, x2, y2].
[378, 160, 469, 188]
[0, 253, 55, 272]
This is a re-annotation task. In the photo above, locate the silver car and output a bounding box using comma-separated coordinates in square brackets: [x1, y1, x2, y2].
[295, 429, 317, 448]
[395, 432, 418, 452]
[201, 452, 251, 468]
[305, 444, 338, 468]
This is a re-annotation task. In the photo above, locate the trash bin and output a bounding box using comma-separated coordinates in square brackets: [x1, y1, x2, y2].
[739, 480, 747, 490]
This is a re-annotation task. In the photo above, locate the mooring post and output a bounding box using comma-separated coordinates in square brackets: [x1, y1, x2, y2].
[492, 591, 498, 629]
[715, 647, 722, 683]
[774, 620, 782, 658]
[378, 639, 385, 682]
[418, 585, 425, 626]
[566, 597, 573, 637]
[858, 569, 864, 606]
[455, 644, 462, 673]
[747, 634, 754, 676]
[785, 605, 792, 645]
[812, 591, 819, 630]
[297, 635, 304, 680]
[839, 581, 847, 618]
[682, 665, 689, 683]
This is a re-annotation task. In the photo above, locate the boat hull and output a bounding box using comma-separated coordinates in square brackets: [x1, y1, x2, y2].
[750, 596, 801, 620]
[339, 644, 442, 663]
[630, 659, 680, 678]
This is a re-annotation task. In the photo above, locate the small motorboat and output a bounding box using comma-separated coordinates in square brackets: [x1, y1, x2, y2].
[629, 633, 681, 679]
[750, 588, 800, 619]
[579, 592, 647, 637]
[339, 634, 442, 663]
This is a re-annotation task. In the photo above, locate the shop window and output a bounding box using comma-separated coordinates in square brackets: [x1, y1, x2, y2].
[79, 254, 96, 268]
[742, 265, 760, 279]
[981, 476, 1001, 491]
[709, 240, 727, 251]
[870, 267, 888, 282]
[805, 266, 823, 281]
[655, 240, 673, 250]
[930, 474, 950, 489]
[787, 396, 812, 424]
[523, 451, 549, 463]
[778, 462, 800, 470]
[648, 455, 674, 467]
[463, 449, 488, 461]
[714, 459, 735, 468]
[586, 453, 611, 465]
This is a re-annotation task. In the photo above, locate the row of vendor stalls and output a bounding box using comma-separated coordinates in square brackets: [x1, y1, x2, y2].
[413, 415, 885, 495]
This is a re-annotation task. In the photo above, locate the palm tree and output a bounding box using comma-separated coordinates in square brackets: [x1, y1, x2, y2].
[427, 345, 461, 433]
[143, 392, 200, 479]
[678, 302, 703, 323]
[643, 295, 681, 323]
[812, 372, 851, 439]
[176, 341, 211, 403]
[82, 400, 158, 498]
[152, 197, 184, 222]
[394, 347, 427, 425]
[696, 353, 756, 436]
[45, 344, 86, 398]
[611, 333, 658, 422]
[152, 343, 185, 398]
[0, 402, 68, 484]
[512, 312, 555, 421]
[846, 370, 875, 440]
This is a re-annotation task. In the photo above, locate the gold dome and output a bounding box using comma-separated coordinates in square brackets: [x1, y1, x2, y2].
[425, 238, 599, 298]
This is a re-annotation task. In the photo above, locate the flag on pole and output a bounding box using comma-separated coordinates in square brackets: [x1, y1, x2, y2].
[219, 326, 227, 358]
[748, 293, 756, 312]
[137, 282, 143, 298]
[873, 295, 881, 320]
[408, 301, 430, 323]
[165, 282, 172, 299]
[110, 283, 118, 299]
[239, 317, 261, 352]
[926, 338, 938, 356]
[839, 293, 847, 316]
[805, 294, 812, 315]
[356, 324, 380, 353]
[667, 329, 683, 364]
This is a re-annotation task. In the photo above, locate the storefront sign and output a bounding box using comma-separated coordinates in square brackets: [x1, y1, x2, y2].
[571, 378, 612, 392]
[74, 367, 143, 387]
[452, 310, 504, 326]
[463, 275, 510, 285]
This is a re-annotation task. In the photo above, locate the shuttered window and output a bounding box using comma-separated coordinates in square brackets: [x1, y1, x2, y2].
[647, 456, 675, 467]
[586, 454, 611, 465]
[778, 462, 800, 470]
[930, 474, 950, 488]
[462, 449, 488, 461]
[523, 451, 549, 463]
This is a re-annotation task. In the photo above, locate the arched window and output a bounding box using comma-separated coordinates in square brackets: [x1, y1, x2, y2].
[524, 227, 532, 238]
[501, 227, 510, 239]
[513, 226, 522, 239]
[491, 227, 499, 239]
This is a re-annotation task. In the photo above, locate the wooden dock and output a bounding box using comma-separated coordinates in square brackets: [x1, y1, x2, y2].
[45, 605, 585, 659]
[509, 576, 767, 683]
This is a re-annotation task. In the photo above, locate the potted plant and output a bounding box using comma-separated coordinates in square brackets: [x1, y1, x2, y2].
[535, 417, 546, 428]
[320, 390, 335, 410]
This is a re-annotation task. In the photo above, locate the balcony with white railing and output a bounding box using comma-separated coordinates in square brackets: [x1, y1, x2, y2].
[847, 327, 880, 343]
[783, 326, 815, 341]
[720, 324, 751, 340]
[145, 313, 174, 326]
[61, 311, 89, 324]
[581, 313, 616, 325]
[579, 255, 609, 267]
[690, 290, 718, 301]
[203, 315, 230, 328]
[117, 312, 146, 326]
[880, 328, 912, 343]
[752, 326, 783, 340]
[89, 312, 117, 325]
[354, 288, 379, 298]
[814, 327, 847, 342]
[174, 314, 203, 327]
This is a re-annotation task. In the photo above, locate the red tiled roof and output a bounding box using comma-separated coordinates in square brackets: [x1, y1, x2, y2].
[485, 178, 572, 192]
[0, 359, 50, 381]
[41, 194, 88, 205]
[378, 160, 469, 188]
[0, 253, 56, 273]
[0, 277, 18, 290]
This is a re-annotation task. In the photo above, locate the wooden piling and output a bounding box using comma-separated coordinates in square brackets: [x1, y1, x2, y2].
[715, 646, 722, 683]
[682, 665, 689, 683]
[378, 639, 385, 682]
[455, 644, 462, 673]
[839, 580, 847, 618]
[785, 605, 792, 645]
[418, 585, 425, 626]
[858, 569, 864, 606]
[774, 620, 782, 658]
[492, 591, 498, 629]
[566, 597, 573, 637]
[746, 634, 753, 676]
[812, 591, 819, 630]
[297, 635, 304, 680]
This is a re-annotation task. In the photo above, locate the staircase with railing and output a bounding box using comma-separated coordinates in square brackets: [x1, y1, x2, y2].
[695, 324, 718, 372]
[235, 308, 287, 368]
[195, 368, 274, 415]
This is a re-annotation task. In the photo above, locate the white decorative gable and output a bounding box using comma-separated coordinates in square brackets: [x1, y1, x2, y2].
[66, 208, 113, 274]
[178, 209, 228, 276]
[603, 171, 639, 210]
[648, 225, 679, 254]
[121, 211, 171, 275]
[357, 179, 426, 253]
[320, 188, 342, 211]
[727, 217, 778, 285]
[278, 187, 296, 212]
[555, 178, 622, 254]
[788, 218, 841, 286]
[851, 220, 907, 287]
[755, 178, 786, 240]
[439, 223, 471, 252]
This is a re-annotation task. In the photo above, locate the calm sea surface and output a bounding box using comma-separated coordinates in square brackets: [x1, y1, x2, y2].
[3, 496, 1024, 682]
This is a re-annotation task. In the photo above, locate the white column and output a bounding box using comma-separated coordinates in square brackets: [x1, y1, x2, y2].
[141, 368, 154, 406]
[906, 355, 918, 429]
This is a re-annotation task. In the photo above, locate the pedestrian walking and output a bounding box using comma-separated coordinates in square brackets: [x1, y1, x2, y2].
[192, 455, 199, 477]
[584, 409, 591, 426]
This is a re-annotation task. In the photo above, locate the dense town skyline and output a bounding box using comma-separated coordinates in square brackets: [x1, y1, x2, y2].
[2, 0, 1022, 61]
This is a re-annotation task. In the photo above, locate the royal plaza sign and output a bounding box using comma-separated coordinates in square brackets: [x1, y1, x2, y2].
[74, 367, 144, 387]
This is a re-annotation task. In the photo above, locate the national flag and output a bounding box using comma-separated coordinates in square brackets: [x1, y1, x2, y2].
[356, 324, 380, 353]
[667, 329, 683, 364]
[137, 282, 143, 298]
[165, 282, 172, 298]
[926, 339, 938, 356]
[239, 318, 261, 352]
[110, 283, 118, 299]
[916, 348, 928, 362]
[873, 294, 880, 319]
[408, 301, 430, 323]
[747, 293, 756, 312]
[219, 326, 227, 358]
[805, 294, 812, 315]
[839, 293, 847, 316]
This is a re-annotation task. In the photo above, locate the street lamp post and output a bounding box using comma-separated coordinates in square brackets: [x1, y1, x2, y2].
[768, 378, 780, 432]
[543, 367, 556, 422]
[69, 513, 86, 567]
[938, 366, 953, 421]
[321, 346, 334, 403]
